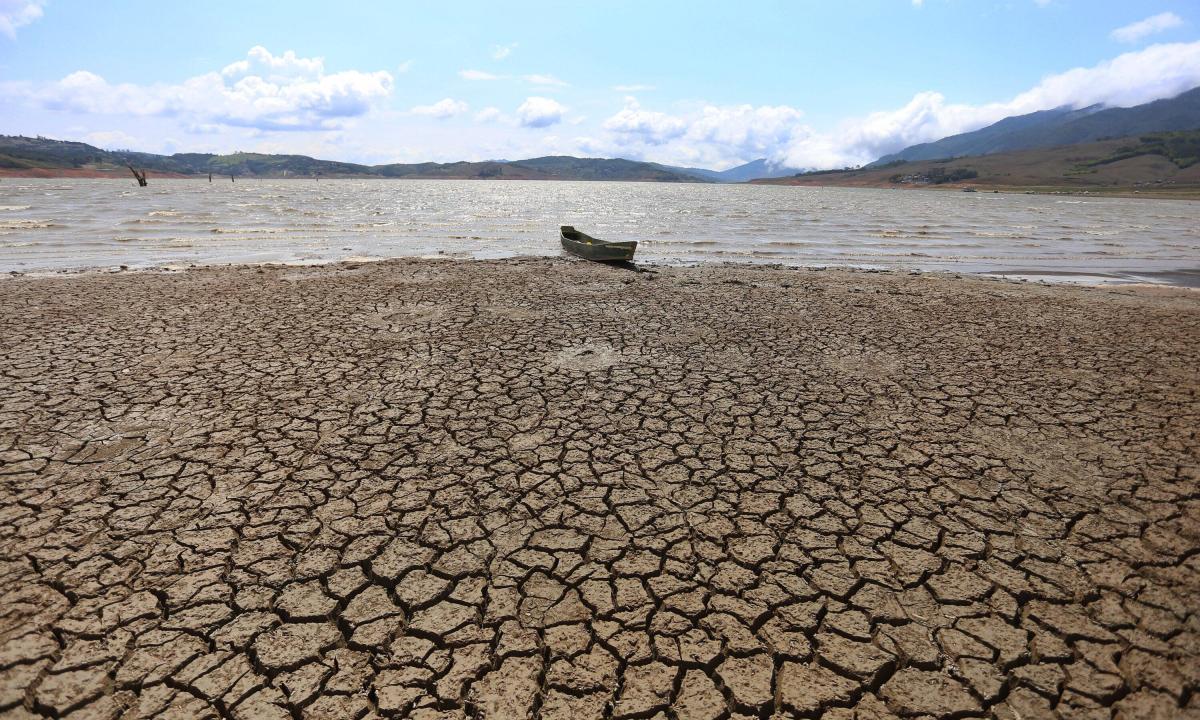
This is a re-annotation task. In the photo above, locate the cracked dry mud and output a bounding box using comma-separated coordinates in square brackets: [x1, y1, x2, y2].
[1, 258, 1198, 720]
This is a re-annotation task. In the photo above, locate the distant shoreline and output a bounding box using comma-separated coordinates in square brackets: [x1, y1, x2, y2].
[3, 170, 1198, 199]
[0, 169, 691, 182]
[757, 180, 1200, 201]
[752, 134, 1200, 200]
[7, 257, 1199, 290]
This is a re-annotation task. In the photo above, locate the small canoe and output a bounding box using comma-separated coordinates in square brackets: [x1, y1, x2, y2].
[560, 226, 637, 262]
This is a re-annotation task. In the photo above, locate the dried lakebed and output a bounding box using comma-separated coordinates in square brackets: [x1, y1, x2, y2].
[0, 258, 1197, 719]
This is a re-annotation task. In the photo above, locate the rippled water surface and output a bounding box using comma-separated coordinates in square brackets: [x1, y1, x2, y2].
[2, 178, 1198, 283]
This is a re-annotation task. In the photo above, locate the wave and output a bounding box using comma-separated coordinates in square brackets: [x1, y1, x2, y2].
[0, 180, 1194, 281]
[210, 227, 303, 234]
[0, 220, 59, 229]
[110, 237, 194, 247]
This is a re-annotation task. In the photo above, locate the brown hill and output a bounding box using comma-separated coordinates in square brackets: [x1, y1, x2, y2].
[755, 133, 1200, 197]
[0, 136, 708, 183]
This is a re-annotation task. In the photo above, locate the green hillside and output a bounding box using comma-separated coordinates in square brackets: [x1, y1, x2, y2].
[1083, 131, 1200, 170]
[757, 131, 1200, 195]
[870, 86, 1200, 166]
[0, 135, 709, 182]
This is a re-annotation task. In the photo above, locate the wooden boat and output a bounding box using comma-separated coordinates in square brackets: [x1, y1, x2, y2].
[560, 226, 637, 262]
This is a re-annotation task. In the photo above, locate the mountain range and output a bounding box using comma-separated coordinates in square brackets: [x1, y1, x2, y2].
[656, 158, 806, 182]
[870, 86, 1200, 166]
[0, 132, 810, 183]
[3, 86, 1198, 184]
[758, 129, 1200, 195]
[0, 137, 712, 183]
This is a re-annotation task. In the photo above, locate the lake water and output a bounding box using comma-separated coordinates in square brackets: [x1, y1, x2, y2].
[2, 178, 1198, 284]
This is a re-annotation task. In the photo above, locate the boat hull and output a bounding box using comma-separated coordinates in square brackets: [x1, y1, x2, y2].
[559, 226, 637, 262]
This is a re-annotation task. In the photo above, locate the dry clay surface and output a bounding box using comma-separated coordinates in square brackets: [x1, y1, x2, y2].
[0, 258, 1198, 720]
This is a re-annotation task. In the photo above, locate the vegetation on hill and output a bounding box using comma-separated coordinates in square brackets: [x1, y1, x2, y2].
[1083, 131, 1200, 170]
[190, 152, 370, 177]
[0, 135, 126, 170]
[888, 166, 979, 185]
[790, 165, 872, 177]
[655, 158, 805, 183]
[0, 135, 709, 182]
[869, 86, 1200, 166]
[499, 156, 698, 181]
[755, 133, 1200, 195]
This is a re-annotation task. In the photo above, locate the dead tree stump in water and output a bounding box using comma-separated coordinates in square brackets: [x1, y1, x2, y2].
[127, 165, 148, 187]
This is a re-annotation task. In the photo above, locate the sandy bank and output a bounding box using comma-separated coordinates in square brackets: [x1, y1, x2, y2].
[1, 258, 1198, 718]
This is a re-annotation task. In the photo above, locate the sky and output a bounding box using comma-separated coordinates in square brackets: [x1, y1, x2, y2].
[1, 1, 1199, 170]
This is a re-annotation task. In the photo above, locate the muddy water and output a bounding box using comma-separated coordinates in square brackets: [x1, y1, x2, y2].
[1, 178, 1198, 284]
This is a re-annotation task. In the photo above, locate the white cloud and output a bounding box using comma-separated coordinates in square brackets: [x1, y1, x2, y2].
[516, 96, 566, 128]
[0, 0, 45, 39]
[525, 74, 569, 87]
[474, 106, 503, 123]
[459, 69, 502, 81]
[779, 40, 1200, 168]
[1111, 12, 1183, 44]
[458, 69, 567, 86]
[396, 60, 414, 74]
[410, 98, 469, 119]
[184, 123, 223, 135]
[594, 41, 1200, 170]
[1003, 40, 1200, 111]
[84, 130, 143, 150]
[602, 98, 688, 144]
[492, 43, 517, 60]
[16, 46, 394, 132]
[689, 104, 807, 155]
[612, 84, 655, 92]
[8, 32, 1199, 172]
[598, 99, 807, 167]
[221, 46, 324, 79]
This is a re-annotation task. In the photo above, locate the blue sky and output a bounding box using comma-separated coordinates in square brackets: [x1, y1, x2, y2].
[1, 0, 1199, 169]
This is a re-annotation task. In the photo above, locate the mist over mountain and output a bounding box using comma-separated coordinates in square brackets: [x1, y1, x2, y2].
[656, 159, 806, 182]
[7, 83, 1199, 185]
[869, 86, 1200, 167]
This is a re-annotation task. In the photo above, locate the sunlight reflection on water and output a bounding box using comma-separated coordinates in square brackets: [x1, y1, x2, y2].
[1, 178, 1197, 283]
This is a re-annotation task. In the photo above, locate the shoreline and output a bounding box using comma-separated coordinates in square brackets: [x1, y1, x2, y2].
[752, 180, 1200, 201]
[4, 180, 1196, 286]
[7, 254, 1200, 290]
[5, 172, 1200, 199]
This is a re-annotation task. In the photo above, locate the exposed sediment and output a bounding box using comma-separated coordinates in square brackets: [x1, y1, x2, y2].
[0, 258, 1197, 719]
